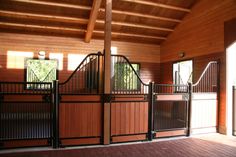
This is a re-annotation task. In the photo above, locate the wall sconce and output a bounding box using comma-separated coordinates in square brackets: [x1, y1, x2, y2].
[178, 52, 185, 58]
[38, 51, 46, 59]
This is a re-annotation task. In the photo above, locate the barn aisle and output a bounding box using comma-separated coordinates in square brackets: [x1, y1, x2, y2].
[1, 134, 236, 157]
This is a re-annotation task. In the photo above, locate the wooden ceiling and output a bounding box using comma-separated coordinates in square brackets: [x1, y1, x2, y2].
[0, 0, 198, 45]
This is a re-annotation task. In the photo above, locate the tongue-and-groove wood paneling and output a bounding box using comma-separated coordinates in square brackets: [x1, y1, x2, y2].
[0, 33, 160, 83]
[160, 0, 236, 134]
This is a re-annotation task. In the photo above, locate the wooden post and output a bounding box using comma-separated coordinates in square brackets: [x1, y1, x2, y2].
[103, 0, 112, 145]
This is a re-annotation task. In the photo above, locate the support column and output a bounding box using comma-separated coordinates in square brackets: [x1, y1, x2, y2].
[103, 0, 112, 145]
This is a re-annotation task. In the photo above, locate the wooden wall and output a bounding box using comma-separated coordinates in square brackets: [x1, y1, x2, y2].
[161, 0, 236, 62]
[160, 0, 236, 134]
[0, 32, 160, 84]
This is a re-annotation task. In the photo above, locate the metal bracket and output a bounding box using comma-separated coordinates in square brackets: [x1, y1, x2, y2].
[0, 95, 4, 106]
[103, 94, 113, 103]
[43, 94, 51, 103]
[182, 94, 189, 101]
[144, 95, 148, 101]
[146, 131, 156, 140]
[0, 142, 4, 149]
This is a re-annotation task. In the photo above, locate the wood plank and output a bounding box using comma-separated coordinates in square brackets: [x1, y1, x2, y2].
[0, 21, 85, 32]
[61, 137, 101, 146]
[121, 0, 191, 12]
[110, 9, 181, 23]
[155, 130, 186, 138]
[3, 139, 48, 148]
[103, 0, 112, 145]
[0, 21, 166, 41]
[96, 20, 174, 32]
[0, 10, 88, 24]
[94, 30, 166, 40]
[59, 103, 102, 138]
[12, 0, 91, 10]
[3, 95, 43, 102]
[61, 95, 101, 102]
[85, 0, 102, 43]
[10, 0, 182, 23]
[112, 134, 146, 143]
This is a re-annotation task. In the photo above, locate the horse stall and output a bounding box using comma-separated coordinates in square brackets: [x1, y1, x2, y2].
[109, 55, 149, 143]
[152, 84, 190, 138]
[190, 61, 219, 134]
[0, 82, 53, 148]
[0, 50, 220, 148]
[58, 53, 103, 147]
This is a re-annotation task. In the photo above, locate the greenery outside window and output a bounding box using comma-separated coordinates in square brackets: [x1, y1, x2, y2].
[25, 59, 58, 89]
[113, 63, 140, 91]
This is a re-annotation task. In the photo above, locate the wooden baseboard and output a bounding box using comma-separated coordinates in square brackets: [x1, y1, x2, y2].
[2, 139, 48, 148]
[155, 130, 186, 138]
[60, 137, 101, 146]
[111, 134, 146, 143]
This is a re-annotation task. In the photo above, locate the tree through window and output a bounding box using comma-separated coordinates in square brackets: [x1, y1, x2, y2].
[113, 63, 140, 91]
[26, 59, 58, 89]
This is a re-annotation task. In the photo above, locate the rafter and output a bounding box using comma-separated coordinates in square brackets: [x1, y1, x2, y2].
[10, 0, 181, 23]
[96, 20, 174, 32]
[0, 22, 166, 40]
[0, 10, 88, 24]
[94, 30, 166, 40]
[0, 22, 85, 32]
[121, 0, 191, 12]
[109, 9, 181, 23]
[11, 0, 91, 10]
[0, 10, 173, 32]
[85, 0, 102, 43]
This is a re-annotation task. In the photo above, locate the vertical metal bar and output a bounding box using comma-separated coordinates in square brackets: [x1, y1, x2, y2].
[52, 80, 59, 148]
[97, 53, 100, 93]
[187, 83, 192, 136]
[148, 82, 154, 141]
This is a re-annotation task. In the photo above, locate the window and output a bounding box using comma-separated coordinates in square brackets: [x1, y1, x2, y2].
[173, 60, 193, 85]
[7, 51, 34, 69]
[25, 59, 58, 89]
[113, 63, 140, 91]
[67, 54, 86, 71]
[49, 53, 63, 70]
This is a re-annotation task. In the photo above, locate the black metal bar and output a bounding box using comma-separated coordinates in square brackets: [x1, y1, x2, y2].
[52, 80, 59, 148]
[187, 83, 192, 136]
[148, 82, 154, 141]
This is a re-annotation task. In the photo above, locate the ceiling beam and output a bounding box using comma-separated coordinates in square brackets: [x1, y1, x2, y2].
[97, 20, 174, 32]
[94, 30, 166, 40]
[0, 10, 173, 32]
[0, 21, 166, 40]
[11, 0, 91, 10]
[121, 0, 191, 12]
[0, 22, 85, 32]
[10, 0, 181, 23]
[85, 0, 102, 43]
[0, 10, 88, 24]
[109, 9, 181, 23]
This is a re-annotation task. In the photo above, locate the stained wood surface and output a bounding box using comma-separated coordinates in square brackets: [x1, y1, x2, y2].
[161, 0, 236, 62]
[0, 0, 197, 44]
[111, 102, 148, 136]
[59, 102, 102, 138]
